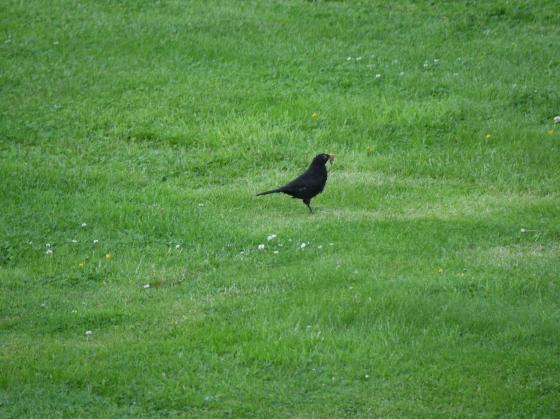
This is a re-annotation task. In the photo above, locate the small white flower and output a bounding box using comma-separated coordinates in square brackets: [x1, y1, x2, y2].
[40, 303, 47, 308]
[267, 234, 277, 241]
[520, 228, 527, 233]
[433, 58, 440, 63]
[72, 309, 78, 314]
[240, 251, 245, 255]
[93, 239, 99, 244]
[365, 374, 369, 379]
[45, 249, 53, 256]
[273, 250, 279, 254]
[329, 243, 334, 246]
[399, 71, 405, 76]
[85, 330, 93, 336]
[300, 243, 306, 249]
[375, 73, 381, 79]
[71, 239, 78, 243]
[423, 61, 429, 67]
[257, 244, 265, 250]
[346, 56, 352, 61]
[356, 56, 362, 61]
[46, 243, 51, 248]
[198, 203, 204, 207]
[143, 284, 150, 289]
[554, 115, 560, 124]
[175, 244, 181, 249]
[81, 223, 87, 228]
[318, 245, 323, 249]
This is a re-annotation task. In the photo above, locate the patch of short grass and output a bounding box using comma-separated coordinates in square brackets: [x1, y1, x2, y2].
[1, 0, 560, 416]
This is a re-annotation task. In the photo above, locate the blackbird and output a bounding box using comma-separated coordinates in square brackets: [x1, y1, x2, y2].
[256, 153, 335, 213]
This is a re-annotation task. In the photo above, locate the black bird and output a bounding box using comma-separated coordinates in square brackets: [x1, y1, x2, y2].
[256, 153, 335, 213]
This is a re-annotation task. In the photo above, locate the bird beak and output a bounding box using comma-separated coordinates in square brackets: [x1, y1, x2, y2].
[328, 154, 336, 163]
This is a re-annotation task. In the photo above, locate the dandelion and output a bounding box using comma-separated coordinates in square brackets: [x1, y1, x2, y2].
[105, 252, 113, 260]
[257, 244, 265, 250]
[267, 234, 277, 241]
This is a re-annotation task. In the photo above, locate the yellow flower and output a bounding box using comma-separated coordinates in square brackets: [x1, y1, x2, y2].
[79, 261, 86, 269]
[485, 133, 492, 140]
[311, 112, 318, 119]
[438, 267, 444, 273]
[105, 252, 113, 260]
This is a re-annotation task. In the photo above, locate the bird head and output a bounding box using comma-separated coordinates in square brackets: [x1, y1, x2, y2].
[312, 153, 336, 166]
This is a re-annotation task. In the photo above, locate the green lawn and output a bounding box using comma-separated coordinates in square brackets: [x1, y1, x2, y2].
[1, 0, 559, 416]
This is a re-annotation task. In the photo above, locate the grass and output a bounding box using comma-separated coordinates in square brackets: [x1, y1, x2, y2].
[1, 0, 559, 416]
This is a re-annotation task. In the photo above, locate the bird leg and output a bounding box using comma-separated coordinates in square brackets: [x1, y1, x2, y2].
[303, 199, 313, 213]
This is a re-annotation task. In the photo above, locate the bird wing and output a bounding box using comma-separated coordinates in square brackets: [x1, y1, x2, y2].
[280, 170, 322, 194]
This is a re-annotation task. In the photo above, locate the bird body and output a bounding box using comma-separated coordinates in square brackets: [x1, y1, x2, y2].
[257, 153, 335, 212]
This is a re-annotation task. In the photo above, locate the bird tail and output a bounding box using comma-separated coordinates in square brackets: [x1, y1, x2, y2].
[256, 188, 282, 196]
